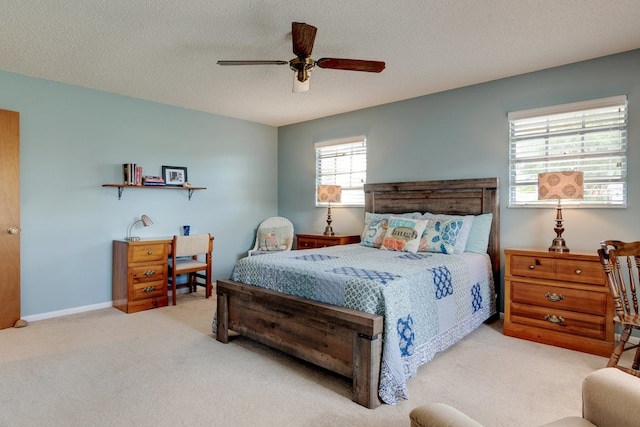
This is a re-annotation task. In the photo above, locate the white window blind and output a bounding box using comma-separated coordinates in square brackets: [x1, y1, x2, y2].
[315, 136, 367, 206]
[508, 95, 627, 207]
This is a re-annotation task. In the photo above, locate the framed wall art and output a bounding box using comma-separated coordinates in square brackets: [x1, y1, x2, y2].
[162, 165, 188, 186]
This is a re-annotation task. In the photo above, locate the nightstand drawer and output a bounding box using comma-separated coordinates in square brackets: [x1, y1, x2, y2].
[509, 302, 607, 341]
[131, 244, 166, 263]
[509, 255, 554, 279]
[132, 264, 165, 283]
[296, 234, 361, 250]
[126, 296, 169, 313]
[132, 280, 166, 301]
[509, 281, 608, 316]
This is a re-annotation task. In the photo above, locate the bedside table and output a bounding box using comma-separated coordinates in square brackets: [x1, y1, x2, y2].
[112, 238, 169, 313]
[503, 248, 614, 356]
[296, 233, 361, 250]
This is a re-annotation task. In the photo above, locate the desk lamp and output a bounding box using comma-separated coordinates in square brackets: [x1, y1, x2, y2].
[538, 171, 583, 253]
[317, 185, 341, 236]
[127, 214, 153, 242]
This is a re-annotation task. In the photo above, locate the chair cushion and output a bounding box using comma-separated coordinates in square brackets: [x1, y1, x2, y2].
[173, 259, 207, 270]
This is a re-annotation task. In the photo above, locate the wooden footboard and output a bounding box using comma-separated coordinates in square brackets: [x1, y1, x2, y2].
[215, 279, 384, 408]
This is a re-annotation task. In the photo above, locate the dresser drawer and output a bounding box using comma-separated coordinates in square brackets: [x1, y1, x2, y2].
[509, 302, 607, 341]
[131, 244, 166, 263]
[509, 281, 608, 316]
[132, 280, 166, 301]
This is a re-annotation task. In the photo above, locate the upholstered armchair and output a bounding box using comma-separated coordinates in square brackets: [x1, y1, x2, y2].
[410, 368, 640, 427]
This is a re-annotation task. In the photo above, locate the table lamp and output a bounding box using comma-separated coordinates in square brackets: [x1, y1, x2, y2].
[127, 214, 153, 242]
[317, 185, 341, 236]
[538, 171, 583, 253]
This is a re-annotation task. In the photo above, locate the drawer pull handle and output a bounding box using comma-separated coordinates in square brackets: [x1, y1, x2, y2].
[529, 265, 535, 270]
[143, 286, 156, 293]
[143, 270, 156, 277]
[545, 292, 565, 302]
[545, 314, 566, 326]
[147, 250, 153, 255]
[575, 269, 582, 275]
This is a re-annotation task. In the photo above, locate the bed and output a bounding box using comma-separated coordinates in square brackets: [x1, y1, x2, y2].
[213, 178, 500, 408]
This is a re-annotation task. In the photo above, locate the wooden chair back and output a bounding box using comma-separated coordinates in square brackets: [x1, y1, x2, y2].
[169, 233, 213, 305]
[598, 240, 640, 373]
[598, 240, 640, 321]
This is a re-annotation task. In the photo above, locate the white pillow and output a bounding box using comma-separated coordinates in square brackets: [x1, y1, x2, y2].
[380, 216, 428, 253]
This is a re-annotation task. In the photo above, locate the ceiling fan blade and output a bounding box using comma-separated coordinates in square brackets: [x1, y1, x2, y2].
[217, 60, 288, 66]
[316, 58, 385, 73]
[292, 22, 317, 58]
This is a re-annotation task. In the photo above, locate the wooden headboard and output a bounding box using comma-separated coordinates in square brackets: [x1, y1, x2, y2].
[364, 178, 500, 313]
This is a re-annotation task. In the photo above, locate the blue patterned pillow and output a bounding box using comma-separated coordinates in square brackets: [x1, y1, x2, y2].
[417, 214, 474, 254]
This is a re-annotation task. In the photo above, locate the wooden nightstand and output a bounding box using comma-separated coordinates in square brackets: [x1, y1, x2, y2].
[112, 238, 169, 313]
[296, 233, 361, 250]
[503, 248, 614, 356]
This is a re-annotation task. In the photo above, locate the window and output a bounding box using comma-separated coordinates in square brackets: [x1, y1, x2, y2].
[315, 136, 367, 206]
[508, 95, 627, 208]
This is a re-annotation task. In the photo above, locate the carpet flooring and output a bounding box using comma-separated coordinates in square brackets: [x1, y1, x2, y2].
[0, 292, 608, 426]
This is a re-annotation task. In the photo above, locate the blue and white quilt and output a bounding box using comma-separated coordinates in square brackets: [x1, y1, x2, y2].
[213, 244, 495, 404]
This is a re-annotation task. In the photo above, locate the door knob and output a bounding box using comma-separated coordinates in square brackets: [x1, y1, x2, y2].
[7, 227, 19, 234]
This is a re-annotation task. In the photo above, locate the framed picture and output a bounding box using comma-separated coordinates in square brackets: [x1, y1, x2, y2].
[162, 165, 188, 186]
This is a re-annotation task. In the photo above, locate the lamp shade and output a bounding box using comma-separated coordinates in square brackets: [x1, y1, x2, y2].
[538, 171, 584, 201]
[140, 214, 153, 226]
[317, 185, 341, 204]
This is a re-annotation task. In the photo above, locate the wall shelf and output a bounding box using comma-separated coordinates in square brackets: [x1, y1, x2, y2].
[102, 184, 206, 201]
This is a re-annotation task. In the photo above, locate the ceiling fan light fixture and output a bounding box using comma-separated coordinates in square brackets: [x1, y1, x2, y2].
[292, 70, 310, 92]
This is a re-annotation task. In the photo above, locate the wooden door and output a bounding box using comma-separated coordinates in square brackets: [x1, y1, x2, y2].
[0, 109, 20, 329]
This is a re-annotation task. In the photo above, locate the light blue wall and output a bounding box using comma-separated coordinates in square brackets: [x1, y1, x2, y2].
[278, 49, 640, 310]
[0, 71, 278, 317]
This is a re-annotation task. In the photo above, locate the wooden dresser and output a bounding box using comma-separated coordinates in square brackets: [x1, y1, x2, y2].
[504, 248, 614, 357]
[296, 233, 361, 249]
[112, 238, 169, 313]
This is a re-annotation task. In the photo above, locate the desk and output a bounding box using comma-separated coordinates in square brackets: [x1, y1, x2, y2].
[112, 235, 213, 313]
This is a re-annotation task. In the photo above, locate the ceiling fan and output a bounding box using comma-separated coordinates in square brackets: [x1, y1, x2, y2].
[217, 22, 385, 92]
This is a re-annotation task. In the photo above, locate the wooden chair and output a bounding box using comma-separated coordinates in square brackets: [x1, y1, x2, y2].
[247, 216, 294, 256]
[168, 233, 213, 305]
[597, 240, 640, 374]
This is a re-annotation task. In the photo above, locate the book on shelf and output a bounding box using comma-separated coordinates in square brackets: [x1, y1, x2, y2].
[122, 163, 144, 185]
[142, 175, 165, 186]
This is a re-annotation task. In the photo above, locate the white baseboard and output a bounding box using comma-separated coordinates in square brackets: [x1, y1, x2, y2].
[22, 287, 195, 323]
[22, 301, 114, 322]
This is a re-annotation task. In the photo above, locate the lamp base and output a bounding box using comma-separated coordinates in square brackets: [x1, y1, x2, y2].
[549, 237, 570, 253]
[323, 226, 335, 236]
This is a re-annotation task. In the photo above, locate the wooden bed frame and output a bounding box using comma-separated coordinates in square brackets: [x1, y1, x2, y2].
[215, 178, 500, 409]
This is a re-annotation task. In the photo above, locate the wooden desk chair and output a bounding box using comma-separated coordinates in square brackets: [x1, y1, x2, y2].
[168, 233, 213, 305]
[598, 240, 640, 374]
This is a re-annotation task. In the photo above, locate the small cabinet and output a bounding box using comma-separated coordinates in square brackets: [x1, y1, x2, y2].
[113, 239, 169, 313]
[503, 248, 614, 356]
[296, 233, 361, 250]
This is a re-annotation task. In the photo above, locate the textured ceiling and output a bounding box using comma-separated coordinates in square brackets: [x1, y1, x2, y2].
[1, 1, 639, 126]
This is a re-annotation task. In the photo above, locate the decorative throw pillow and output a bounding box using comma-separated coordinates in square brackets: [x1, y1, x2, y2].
[418, 213, 474, 254]
[380, 216, 428, 253]
[360, 212, 421, 248]
[360, 213, 390, 248]
[257, 226, 289, 251]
